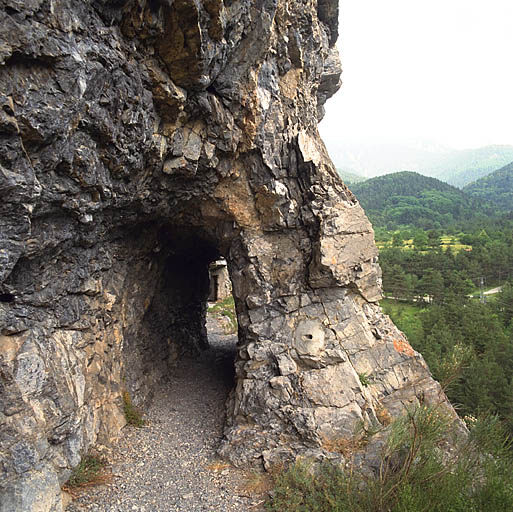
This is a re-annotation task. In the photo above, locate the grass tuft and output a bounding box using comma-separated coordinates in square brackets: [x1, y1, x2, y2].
[122, 391, 145, 427]
[63, 454, 110, 495]
[358, 372, 371, 387]
[241, 471, 275, 495]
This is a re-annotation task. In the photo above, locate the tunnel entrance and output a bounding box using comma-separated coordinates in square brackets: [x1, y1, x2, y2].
[120, 223, 239, 419]
[73, 223, 243, 509]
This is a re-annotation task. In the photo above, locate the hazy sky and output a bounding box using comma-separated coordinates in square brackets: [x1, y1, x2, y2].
[320, 0, 513, 150]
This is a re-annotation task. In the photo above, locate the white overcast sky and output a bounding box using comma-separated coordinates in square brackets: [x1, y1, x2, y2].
[319, 0, 513, 150]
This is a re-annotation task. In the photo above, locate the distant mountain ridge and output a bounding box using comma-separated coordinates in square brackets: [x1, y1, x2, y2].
[464, 161, 513, 211]
[351, 171, 487, 230]
[434, 146, 513, 187]
[335, 168, 366, 184]
[326, 142, 513, 188]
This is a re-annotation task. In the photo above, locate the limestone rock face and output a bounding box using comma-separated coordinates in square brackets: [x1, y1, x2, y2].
[0, 1, 460, 509]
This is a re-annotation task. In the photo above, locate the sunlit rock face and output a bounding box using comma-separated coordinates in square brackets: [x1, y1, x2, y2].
[0, 1, 459, 510]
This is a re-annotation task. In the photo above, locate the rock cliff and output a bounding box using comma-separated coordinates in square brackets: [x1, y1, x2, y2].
[0, 1, 459, 510]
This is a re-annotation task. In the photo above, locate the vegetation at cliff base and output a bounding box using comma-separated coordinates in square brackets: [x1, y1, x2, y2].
[267, 408, 513, 512]
[64, 454, 110, 492]
[376, 221, 513, 433]
[122, 391, 145, 427]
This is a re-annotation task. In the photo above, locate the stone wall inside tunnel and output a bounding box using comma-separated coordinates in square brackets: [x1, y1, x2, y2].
[0, 0, 465, 510]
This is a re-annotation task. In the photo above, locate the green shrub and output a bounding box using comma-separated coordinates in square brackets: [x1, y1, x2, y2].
[267, 406, 513, 512]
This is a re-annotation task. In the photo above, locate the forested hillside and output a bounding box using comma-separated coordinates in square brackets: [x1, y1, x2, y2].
[351, 171, 486, 230]
[464, 161, 513, 211]
[352, 168, 513, 435]
[379, 224, 513, 434]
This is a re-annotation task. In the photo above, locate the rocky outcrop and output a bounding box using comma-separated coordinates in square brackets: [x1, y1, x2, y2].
[0, 1, 460, 510]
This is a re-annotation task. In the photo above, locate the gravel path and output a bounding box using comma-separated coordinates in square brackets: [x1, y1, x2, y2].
[66, 315, 265, 512]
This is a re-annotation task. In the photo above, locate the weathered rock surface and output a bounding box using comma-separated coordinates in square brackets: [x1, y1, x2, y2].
[0, 1, 460, 510]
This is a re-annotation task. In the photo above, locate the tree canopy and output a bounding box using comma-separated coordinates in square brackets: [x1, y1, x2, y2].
[464, 161, 513, 212]
[352, 171, 494, 230]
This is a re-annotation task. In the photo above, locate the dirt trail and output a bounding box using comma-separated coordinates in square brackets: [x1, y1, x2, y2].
[66, 316, 265, 512]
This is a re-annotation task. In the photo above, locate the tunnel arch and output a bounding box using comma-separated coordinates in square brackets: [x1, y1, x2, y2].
[118, 221, 246, 406]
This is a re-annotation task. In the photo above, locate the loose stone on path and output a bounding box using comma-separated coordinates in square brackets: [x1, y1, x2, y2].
[66, 315, 265, 512]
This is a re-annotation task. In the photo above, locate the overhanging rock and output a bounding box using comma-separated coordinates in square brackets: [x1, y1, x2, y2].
[0, 1, 461, 510]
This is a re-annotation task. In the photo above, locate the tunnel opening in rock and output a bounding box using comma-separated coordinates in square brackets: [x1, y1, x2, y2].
[121, 223, 239, 416]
